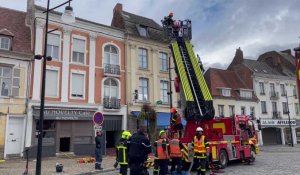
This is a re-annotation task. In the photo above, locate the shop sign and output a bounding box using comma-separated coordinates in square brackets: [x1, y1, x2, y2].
[261, 119, 296, 126]
[33, 108, 97, 120]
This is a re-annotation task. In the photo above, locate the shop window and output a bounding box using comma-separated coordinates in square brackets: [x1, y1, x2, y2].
[35, 120, 56, 146]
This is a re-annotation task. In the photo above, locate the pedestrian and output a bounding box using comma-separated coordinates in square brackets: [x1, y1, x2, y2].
[170, 133, 183, 174]
[95, 131, 103, 170]
[116, 130, 131, 175]
[153, 130, 169, 175]
[128, 126, 151, 175]
[192, 127, 209, 175]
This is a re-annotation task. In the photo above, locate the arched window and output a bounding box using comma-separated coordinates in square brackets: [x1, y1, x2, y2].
[104, 45, 118, 65]
[104, 78, 118, 98]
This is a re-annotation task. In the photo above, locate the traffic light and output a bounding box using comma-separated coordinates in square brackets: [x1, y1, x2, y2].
[134, 89, 138, 100]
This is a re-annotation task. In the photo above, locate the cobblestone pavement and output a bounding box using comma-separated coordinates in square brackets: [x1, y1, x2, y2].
[98, 145, 300, 175]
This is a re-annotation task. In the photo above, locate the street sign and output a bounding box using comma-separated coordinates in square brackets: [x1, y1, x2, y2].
[93, 112, 105, 125]
[94, 125, 103, 131]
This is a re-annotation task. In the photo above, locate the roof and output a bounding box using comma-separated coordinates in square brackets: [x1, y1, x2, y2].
[205, 68, 253, 99]
[122, 11, 166, 42]
[0, 7, 32, 54]
[242, 59, 282, 75]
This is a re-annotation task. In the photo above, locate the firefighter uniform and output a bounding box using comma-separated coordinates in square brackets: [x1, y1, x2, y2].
[154, 130, 169, 175]
[192, 127, 209, 175]
[169, 136, 183, 174]
[116, 131, 131, 175]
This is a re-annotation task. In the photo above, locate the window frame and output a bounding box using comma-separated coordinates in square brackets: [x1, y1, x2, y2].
[70, 70, 86, 99]
[46, 32, 61, 61]
[45, 67, 60, 98]
[138, 48, 148, 69]
[103, 78, 119, 99]
[71, 35, 86, 65]
[241, 106, 246, 115]
[282, 102, 289, 114]
[229, 105, 235, 117]
[280, 84, 286, 96]
[103, 44, 120, 66]
[0, 36, 11, 50]
[259, 82, 265, 95]
[218, 105, 224, 117]
[0, 65, 12, 97]
[295, 103, 300, 115]
[139, 78, 149, 102]
[160, 52, 168, 72]
[138, 25, 148, 37]
[160, 80, 169, 104]
[261, 101, 267, 113]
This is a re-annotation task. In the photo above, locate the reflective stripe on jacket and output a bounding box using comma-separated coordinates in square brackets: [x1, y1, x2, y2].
[117, 140, 128, 165]
[169, 139, 182, 158]
[156, 139, 169, 159]
[193, 135, 206, 154]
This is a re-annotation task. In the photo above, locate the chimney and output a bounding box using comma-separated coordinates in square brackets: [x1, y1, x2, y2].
[281, 49, 292, 55]
[26, 0, 35, 26]
[233, 47, 244, 64]
[114, 3, 123, 13]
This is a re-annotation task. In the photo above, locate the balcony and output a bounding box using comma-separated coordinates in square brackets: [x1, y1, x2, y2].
[270, 92, 279, 100]
[272, 111, 282, 119]
[104, 64, 120, 76]
[103, 97, 121, 109]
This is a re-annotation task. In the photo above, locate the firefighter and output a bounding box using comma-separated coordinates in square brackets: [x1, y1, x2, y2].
[192, 127, 209, 175]
[154, 130, 169, 175]
[163, 12, 174, 26]
[171, 108, 183, 138]
[170, 132, 183, 174]
[128, 127, 151, 175]
[115, 131, 131, 175]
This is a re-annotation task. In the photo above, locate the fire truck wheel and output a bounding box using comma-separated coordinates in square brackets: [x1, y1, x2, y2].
[219, 150, 228, 169]
[250, 149, 256, 162]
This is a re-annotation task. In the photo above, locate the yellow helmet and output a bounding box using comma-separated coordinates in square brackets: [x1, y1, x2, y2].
[159, 130, 165, 137]
[122, 131, 131, 140]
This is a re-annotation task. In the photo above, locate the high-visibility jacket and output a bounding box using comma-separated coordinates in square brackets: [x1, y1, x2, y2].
[156, 139, 169, 159]
[193, 135, 209, 158]
[169, 139, 182, 158]
[116, 139, 128, 165]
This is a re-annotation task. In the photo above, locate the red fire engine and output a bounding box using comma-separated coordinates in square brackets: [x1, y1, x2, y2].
[160, 14, 259, 170]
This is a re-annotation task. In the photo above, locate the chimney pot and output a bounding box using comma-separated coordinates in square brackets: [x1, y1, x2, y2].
[114, 3, 123, 13]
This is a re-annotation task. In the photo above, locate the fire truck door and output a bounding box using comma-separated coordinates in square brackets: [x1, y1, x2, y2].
[223, 135, 235, 160]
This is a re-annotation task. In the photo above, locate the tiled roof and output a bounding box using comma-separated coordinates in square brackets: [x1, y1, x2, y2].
[242, 59, 282, 75]
[205, 68, 251, 99]
[0, 7, 32, 54]
[122, 11, 166, 42]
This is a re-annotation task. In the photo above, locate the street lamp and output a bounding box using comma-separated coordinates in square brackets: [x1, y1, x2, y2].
[285, 90, 295, 147]
[35, 1, 75, 175]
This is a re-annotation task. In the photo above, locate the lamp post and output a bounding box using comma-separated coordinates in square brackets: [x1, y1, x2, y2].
[35, 1, 75, 175]
[285, 91, 294, 147]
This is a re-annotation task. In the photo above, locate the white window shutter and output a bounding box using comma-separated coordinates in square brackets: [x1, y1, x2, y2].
[11, 67, 20, 97]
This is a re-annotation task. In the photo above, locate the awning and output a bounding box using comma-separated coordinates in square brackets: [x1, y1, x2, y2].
[131, 111, 186, 129]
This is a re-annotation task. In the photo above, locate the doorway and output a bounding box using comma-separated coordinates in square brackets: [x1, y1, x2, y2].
[59, 137, 70, 152]
[5, 117, 25, 156]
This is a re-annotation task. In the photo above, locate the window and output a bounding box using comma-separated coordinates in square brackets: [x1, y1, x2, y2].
[240, 90, 252, 98]
[139, 78, 149, 101]
[295, 103, 300, 115]
[259, 82, 265, 95]
[35, 120, 56, 146]
[71, 73, 84, 98]
[218, 105, 224, 117]
[139, 48, 148, 69]
[293, 85, 297, 97]
[45, 69, 58, 97]
[270, 83, 275, 95]
[139, 26, 148, 37]
[221, 89, 231, 97]
[104, 45, 118, 65]
[46, 33, 60, 60]
[0, 66, 19, 97]
[72, 38, 85, 64]
[160, 52, 168, 71]
[0, 36, 10, 50]
[261, 101, 267, 113]
[229, 105, 235, 117]
[104, 78, 118, 98]
[282, 102, 289, 114]
[241, 106, 246, 115]
[160, 80, 169, 103]
[280, 84, 286, 96]
[272, 102, 277, 112]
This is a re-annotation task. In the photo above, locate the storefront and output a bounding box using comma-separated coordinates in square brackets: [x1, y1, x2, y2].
[260, 119, 296, 145]
[28, 106, 98, 158]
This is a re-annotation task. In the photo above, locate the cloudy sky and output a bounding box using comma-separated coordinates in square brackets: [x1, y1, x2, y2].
[1, 0, 300, 69]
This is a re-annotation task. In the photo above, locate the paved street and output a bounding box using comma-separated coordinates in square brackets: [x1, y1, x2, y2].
[97, 145, 300, 175]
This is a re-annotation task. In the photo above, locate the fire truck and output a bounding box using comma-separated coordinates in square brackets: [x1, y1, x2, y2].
[160, 14, 259, 169]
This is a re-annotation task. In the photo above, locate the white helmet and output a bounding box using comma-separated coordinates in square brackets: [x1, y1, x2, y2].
[196, 127, 203, 132]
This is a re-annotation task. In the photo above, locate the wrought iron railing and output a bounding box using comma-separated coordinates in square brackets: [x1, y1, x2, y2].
[104, 64, 120, 75]
[103, 97, 121, 109]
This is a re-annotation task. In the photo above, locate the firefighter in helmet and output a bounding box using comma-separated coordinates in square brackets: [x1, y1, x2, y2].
[115, 130, 131, 175]
[170, 132, 183, 174]
[154, 130, 169, 175]
[192, 127, 209, 175]
[171, 108, 183, 138]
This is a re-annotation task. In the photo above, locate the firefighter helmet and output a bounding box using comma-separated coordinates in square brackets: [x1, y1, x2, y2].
[169, 12, 174, 17]
[122, 131, 131, 139]
[196, 127, 203, 132]
[170, 107, 177, 113]
[159, 130, 165, 136]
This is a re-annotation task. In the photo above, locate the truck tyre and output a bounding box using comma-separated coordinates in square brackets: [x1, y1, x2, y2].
[219, 150, 228, 168]
[250, 148, 256, 163]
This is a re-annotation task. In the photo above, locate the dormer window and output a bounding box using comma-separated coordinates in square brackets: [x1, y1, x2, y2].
[0, 36, 11, 50]
[240, 90, 252, 99]
[218, 87, 231, 97]
[138, 25, 148, 37]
